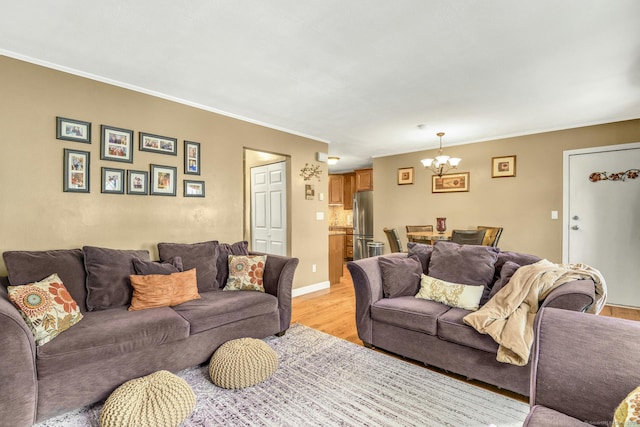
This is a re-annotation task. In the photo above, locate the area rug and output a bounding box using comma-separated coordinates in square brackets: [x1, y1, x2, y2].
[35, 324, 528, 427]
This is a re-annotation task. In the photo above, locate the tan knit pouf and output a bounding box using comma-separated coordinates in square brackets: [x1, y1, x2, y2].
[209, 338, 278, 389]
[100, 370, 195, 427]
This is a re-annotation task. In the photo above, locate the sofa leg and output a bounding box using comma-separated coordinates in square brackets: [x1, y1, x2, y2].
[363, 342, 374, 349]
[275, 330, 287, 337]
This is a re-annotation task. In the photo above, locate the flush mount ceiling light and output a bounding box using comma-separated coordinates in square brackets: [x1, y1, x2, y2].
[420, 131, 461, 177]
[327, 156, 340, 165]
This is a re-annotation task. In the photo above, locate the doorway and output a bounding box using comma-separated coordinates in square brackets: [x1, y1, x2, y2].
[563, 142, 640, 307]
[244, 149, 290, 256]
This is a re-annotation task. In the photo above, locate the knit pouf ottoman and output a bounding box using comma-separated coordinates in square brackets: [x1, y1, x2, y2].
[209, 337, 278, 389]
[100, 370, 195, 427]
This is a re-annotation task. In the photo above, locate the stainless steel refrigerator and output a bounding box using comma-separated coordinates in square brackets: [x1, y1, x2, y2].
[353, 191, 374, 260]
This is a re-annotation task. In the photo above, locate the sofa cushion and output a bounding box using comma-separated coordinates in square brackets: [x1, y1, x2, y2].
[378, 256, 422, 298]
[437, 307, 499, 354]
[487, 261, 521, 302]
[216, 241, 249, 288]
[129, 269, 200, 311]
[35, 306, 190, 378]
[171, 290, 278, 334]
[415, 275, 484, 311]
[428, 241, 499, 295]
[7, 273, 83, 346]
[84, 246, 150, 311]
[132, 257, 183, 275]
[158, 241, 219, 292]
[3, 249, 88, 312]
[406, 242, 433, 274]
[371, 296, 450, 336]
[223, 255, 267, 292]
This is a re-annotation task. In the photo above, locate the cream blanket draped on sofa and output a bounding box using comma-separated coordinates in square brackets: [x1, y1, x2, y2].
[463, 259, 607, 366]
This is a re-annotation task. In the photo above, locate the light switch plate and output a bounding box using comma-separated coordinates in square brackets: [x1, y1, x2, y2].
[551, 210, 558, 220]
[316, 212, 324, 220]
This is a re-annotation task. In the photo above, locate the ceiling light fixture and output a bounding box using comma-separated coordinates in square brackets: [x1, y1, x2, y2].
[327, 156, 340, 165]
[420, 132, 461, 177]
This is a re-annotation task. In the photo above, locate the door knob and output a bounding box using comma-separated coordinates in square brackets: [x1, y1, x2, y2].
[571, 225, 579, 230]
[572, 215, 579, 220]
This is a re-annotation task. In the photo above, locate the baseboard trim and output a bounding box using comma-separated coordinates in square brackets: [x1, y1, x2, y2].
[292, 281, 330, 298]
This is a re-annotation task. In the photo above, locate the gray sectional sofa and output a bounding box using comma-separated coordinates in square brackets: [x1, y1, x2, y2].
[346, 241, 596, 396]
[0, 241, 298, 426]
[525, 307, 640, 426]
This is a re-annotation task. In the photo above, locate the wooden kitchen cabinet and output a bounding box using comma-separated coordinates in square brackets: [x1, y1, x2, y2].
[355, 168, 373, 191]
[342, 173, 356, 210]
[329, 233, 345, 284]
[328, 174, 344, 205]
[344, 228, 353, 260]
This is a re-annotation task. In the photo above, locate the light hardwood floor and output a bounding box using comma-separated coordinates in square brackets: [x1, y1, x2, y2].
[291, 264, 640, 399]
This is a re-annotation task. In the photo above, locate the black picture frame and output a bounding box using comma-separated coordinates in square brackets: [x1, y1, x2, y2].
[63, 148, 90, 193]
[150, 164, 177, 196]
[57, 117, 91, 143]
[184, 180, 205, 197]
[184, 140, 201, 175]
[127, 170, 148, 195]
[100, 125, 133, 163]
[101, 167, 125, 194]
[140, 132, 178, 156]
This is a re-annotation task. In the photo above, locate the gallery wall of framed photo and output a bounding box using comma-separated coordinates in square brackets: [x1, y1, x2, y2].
[57, 116, 205, 198]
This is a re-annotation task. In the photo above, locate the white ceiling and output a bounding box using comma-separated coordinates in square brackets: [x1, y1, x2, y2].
[2, 1, 639, 172]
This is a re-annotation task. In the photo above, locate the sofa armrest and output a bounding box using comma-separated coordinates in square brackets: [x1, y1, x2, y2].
[249, 252, 299, 334]
[530, 307, 640, 424]
[0, 279, 38, 427]
[346, 253, 406, 345]
[540, 279, 595, 312]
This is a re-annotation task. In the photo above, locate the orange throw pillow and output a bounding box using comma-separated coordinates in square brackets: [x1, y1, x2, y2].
[129, 269, 200, 311]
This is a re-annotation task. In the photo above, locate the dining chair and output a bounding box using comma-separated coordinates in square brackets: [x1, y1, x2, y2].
[450, 229, 486, 245]
[477, 226, 503, 247]
[383, 227, 403, 253]
[405, 225, 434, 243]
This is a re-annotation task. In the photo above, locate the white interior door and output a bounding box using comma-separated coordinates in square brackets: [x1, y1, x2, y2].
[564, 142, 640, 307]
[251, 161, 287, 256]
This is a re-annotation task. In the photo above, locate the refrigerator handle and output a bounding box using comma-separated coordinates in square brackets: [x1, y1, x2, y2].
[352, 196, 358, 234]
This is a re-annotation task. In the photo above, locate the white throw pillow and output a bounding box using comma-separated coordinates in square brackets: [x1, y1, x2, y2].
[415, 274, 484, 311]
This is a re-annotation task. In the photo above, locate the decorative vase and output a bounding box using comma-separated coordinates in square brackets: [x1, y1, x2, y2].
[436, 217, 447, 234]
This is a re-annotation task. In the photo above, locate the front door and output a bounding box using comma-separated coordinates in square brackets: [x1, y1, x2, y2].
[251, 161, 287, 256]
[564, 142, 640, 307]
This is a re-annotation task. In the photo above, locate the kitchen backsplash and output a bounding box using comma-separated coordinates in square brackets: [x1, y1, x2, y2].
[329, 205, 352, 227]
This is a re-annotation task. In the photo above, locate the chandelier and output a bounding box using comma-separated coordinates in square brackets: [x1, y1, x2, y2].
[420, 132, 461, 177]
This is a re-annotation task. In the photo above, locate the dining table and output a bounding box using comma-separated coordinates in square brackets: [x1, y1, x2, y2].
[406, 230, 452, 245]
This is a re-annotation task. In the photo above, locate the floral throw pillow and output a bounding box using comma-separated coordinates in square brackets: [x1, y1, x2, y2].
[223, 255, 267, 292]
[8, 273, 83, 346]
[415, 274, 484, 311]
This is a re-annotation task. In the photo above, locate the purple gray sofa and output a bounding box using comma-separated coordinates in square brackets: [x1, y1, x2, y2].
[346, 241, 596, 396]
[524, 307, 640, 426]
[0, 241, 298, 426]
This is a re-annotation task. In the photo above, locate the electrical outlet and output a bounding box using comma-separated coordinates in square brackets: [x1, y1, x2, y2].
[312, 264, 317, 273]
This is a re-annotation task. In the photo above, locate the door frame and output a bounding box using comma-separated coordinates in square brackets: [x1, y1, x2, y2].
[562, 141, 640, 262]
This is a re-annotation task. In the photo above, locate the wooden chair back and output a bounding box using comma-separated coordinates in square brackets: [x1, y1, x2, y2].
[383, 227, 403, 253]
[477, 226, 503, 247]
[405, 225, 434, 243]
[450, 229, 486, 246]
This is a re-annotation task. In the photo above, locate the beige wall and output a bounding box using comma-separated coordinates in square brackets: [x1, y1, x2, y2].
[373, 120, 640, 262]
[0, 56, 330, 289]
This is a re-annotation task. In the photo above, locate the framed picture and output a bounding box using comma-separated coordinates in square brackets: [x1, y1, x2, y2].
[305, 184, 315, 200]
[398, 167, 414, 185]
[57, 117, 91, 143]
[101, 167, 125, 194]
[140, 132, 178, 155]
[184, 180, 205, 197]
[150, 164, 177, 196]
[492, 155, 517, 178]
[432, 172, 470, 193]
[184, 140, 201, 175]
[127, 169, 148, 195]
[101, 125, 133, 163]
[63, 149, 90, 193]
